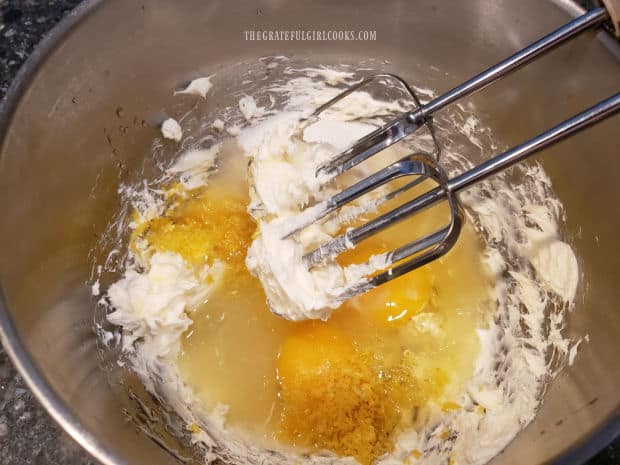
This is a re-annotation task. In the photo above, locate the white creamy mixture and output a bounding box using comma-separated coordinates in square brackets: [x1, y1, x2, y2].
[240, 109, 394, 320]
[161, 117, 183, 141]
[107, 252, 225, 357]
[94, 62, 582, 465]
[175, 76, 215, 98]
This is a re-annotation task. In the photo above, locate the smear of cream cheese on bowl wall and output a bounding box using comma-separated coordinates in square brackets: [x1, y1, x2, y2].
[93, 61, 583, 465]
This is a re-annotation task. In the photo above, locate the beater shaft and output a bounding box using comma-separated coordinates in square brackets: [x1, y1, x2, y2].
[317, 7, 609, 178]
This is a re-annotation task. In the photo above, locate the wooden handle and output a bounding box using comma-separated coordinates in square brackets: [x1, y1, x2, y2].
[602, 0, 620, 37]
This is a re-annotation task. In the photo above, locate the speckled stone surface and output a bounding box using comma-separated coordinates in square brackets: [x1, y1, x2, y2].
[0, 1, 618, 464]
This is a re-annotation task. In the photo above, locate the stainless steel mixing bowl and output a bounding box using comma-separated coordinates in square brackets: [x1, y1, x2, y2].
[0, 0, 618, 464]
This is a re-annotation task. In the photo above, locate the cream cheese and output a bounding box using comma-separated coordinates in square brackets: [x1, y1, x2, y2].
[175, 75, 215, 98]
[167, 144, 221, 190]
[213, 119, 225, 131]
[161, 117, 183, 141]
[239, 108, 396, 320]
[107, 251, 224, 357]
[239, 95, 265, 121]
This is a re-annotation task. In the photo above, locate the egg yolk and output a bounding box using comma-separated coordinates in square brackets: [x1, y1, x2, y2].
[338, 239, 433, 327]
[347, 268, 433, 327]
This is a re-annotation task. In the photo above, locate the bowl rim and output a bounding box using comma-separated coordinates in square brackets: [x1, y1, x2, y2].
[0, 1, 618, 464]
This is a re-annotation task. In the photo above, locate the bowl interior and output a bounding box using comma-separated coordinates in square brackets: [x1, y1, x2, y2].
[0, 0, 619, 464]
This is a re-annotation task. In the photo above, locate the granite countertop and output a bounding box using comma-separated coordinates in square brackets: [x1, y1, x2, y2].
[0, 1, 618, 464]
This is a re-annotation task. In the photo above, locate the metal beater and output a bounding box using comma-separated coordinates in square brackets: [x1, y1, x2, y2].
[295, 3, 620, 300]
